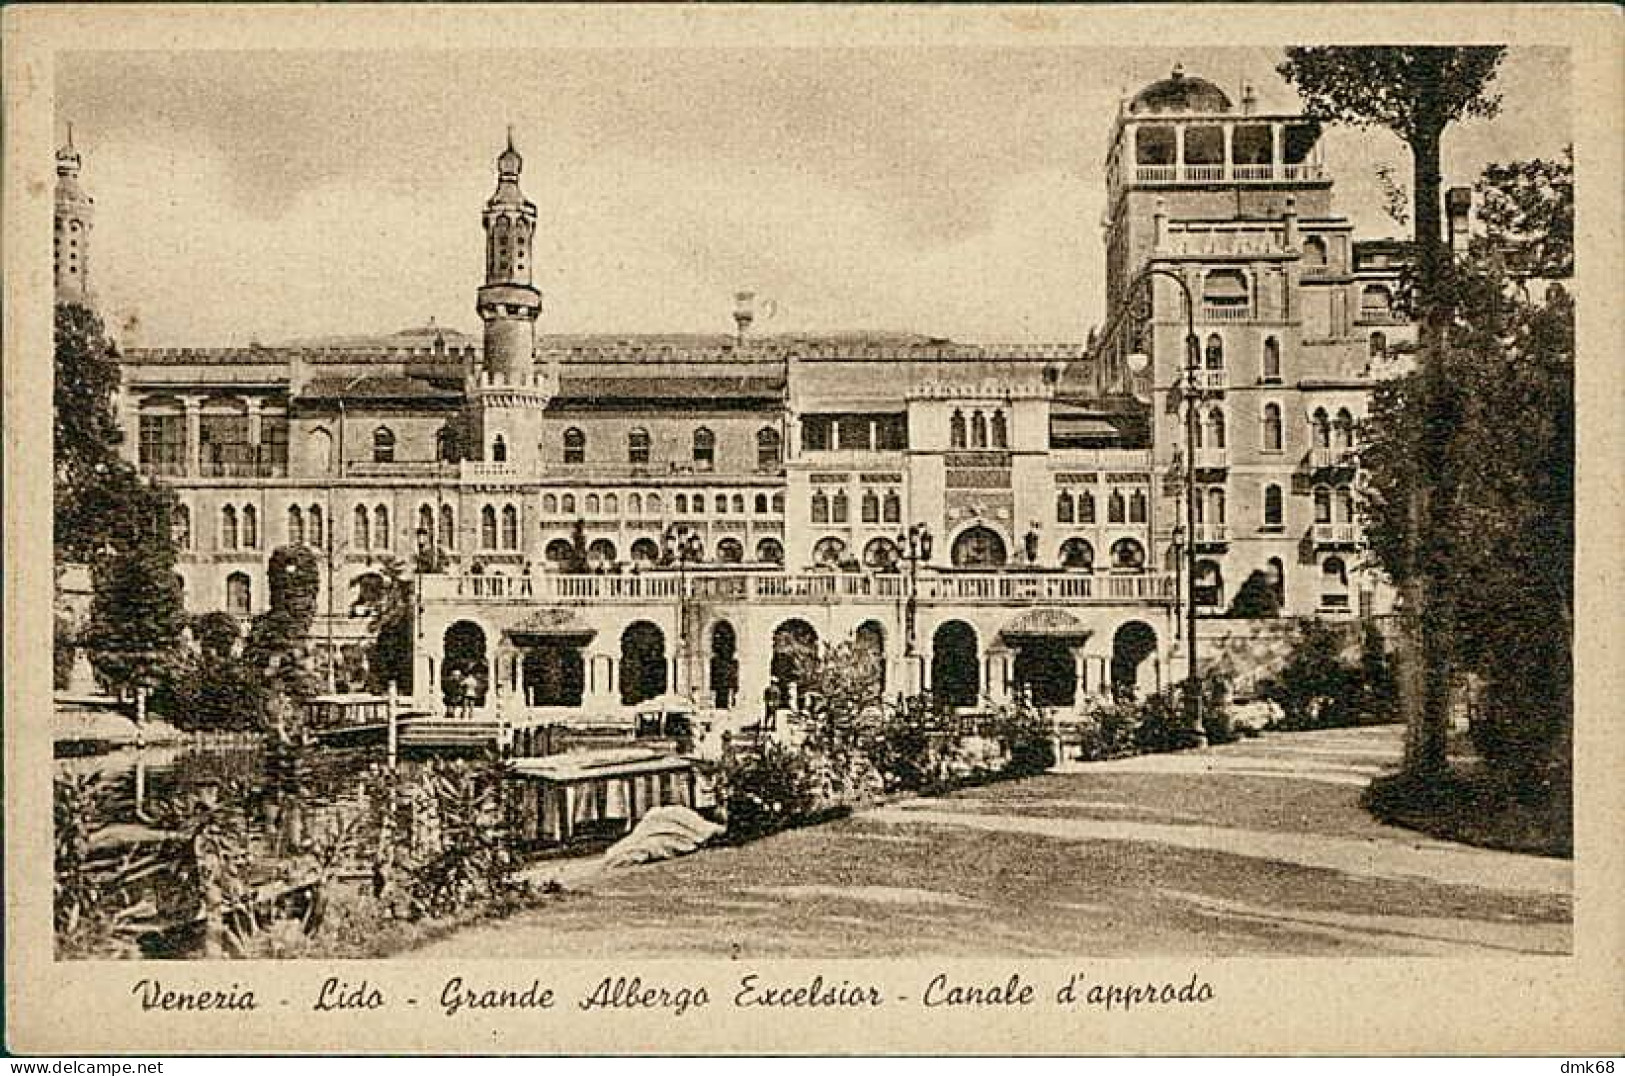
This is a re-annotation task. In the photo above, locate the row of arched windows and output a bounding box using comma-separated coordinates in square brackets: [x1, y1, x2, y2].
[948, 408, 1009, 450]
[286, 504, 326, 548]
[1056, 487, 1148, 525]
[416, 504, 457, 551]
[558, 426, 783, 470]
[810, 488, 902, 526]
[1310, 407, 1358, 450]
[480, 504, 522, 551]
[539, 490, 785, 518]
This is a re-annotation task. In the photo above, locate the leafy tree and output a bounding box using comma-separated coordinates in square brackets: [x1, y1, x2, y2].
[1226, 570, 1281, 618]
[82, 543, 187, 700]
[1359, 153, 1573, 786]
[366, 556, 415, 695]
[192, 611, 242, 661]
[1473, 147, 1573, 281]
[54, 303, 125, 564]
[1279, 46, 1506, 775]
[244, 545, 323, 704]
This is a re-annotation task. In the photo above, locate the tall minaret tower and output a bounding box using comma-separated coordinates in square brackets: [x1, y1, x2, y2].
[55, 125, 94, 305]
[468, 130, 552, 467]
[477, 127, 541, 382]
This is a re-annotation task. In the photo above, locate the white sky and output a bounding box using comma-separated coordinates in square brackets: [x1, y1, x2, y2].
[57, 46, 1569, 348]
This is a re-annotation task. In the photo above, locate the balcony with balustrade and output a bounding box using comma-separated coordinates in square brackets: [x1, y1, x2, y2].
[1193, 446, 1229, 472]
[1190, 523, 1228, 548]
[418, 568, 1176, 607]
[1311, 522, 1360, 548]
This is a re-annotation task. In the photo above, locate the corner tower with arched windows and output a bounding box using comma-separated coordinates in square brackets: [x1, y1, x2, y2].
[55, 126, 95, 305]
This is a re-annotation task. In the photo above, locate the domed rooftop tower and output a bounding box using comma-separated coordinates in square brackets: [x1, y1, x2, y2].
[1126, 63, 1234, 115]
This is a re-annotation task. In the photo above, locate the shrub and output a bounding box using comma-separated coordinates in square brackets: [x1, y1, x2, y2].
[986, 700, 1056, 777]
[722, 742, 825, 840]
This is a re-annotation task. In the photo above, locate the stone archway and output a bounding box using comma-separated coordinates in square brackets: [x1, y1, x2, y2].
[508, 609, 596, 708]
[951, 525, 1007, 568]
[619, 621, 668, 706]
[771, 618, 819, 688]
[442, 620, 488, 707]
[1002, 608, 1089, 708]
[931, 620, 980, 709]
[709, 620, 739, 709]
[1111, 621, 1158, 700]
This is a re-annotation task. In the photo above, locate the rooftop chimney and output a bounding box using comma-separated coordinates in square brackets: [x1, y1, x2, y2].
[1241, 83, 1257, 116]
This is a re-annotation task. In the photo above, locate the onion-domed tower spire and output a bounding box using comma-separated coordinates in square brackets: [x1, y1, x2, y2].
[55, 124, 95, 305]
[477, 126, 542, 384]
[468, 129, 551, 469]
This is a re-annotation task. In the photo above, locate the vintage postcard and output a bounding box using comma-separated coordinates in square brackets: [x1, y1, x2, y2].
[5, 3, 1621, 1057]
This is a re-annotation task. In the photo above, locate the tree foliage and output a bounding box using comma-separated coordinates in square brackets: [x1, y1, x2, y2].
[1473, 146, 1574, 281]
[366, 556, 415, 695]
[1358, 153, 1574, 783]
[244, 544, 324, 704]
[82, 542, 187, 699]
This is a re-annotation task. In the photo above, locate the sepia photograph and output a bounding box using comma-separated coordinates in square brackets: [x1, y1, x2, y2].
[6, 3, 1620, 1058]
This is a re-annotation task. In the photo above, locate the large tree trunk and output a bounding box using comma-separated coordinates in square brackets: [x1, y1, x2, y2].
[1402, 120, 1451, 777]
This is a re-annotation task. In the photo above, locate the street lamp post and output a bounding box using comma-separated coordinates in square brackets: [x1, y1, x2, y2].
[664, 523, 704, 697]
[896, 523, 933, 695]
[1108, 264, 1204, 738]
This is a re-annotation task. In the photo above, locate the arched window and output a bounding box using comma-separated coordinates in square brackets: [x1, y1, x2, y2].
[1262, 336, 1281, 382]
[1335, 485, 1354, 524]
[1334, 408, 1356, 450]
[563, 427, 586, 465]
[675, 493, 689, 514]
[757, 427, 782, 471]
[350, 504, 368, 551]
[588, 539, 617, 566]
[1060, 537, 1094, 571]
[491, 435, 507, 463]
[772, 492, 785, 514]
[731, 494, 744, 514]
[439, 504, 455, 550]
[990, 410, 1008, 449]
[630, 492, 644, 515]
[308, 505, 324, 549]
[560, 493, 576, 514]
[1078, 489, 1097, 524]
[831, 489, 849, 524]
[647, 493, 663, 515]
[606, 494, 620, 515]
[220, 505, 238, 550]
[436, 425, 459, 463]
[715, 494, 728, 515]
[861, 490, 880, 523]
[226, 572, 252, 616]
[716, 537, 744, 564]
[813, 536, 847, 566]
[1057, 490, 1075, 524]
[1262, 403, 1284, 452]
[1110, 537, 1146, 571]
[585, 493, 600, 515]
[754, 493, 768, 514]
[288, 505, 305, 546]
[372, 504, 388, 549]
[417, 504, 434, 545]
[862, 537, 899, 570]
[693, 427, 716, 470]
[542, 492, 558, 514]
[480, 505, 498, 549]
[1321, 557, 1350, 609]
[1207, 407, 1226, 448]
[882, 490, 901, 524]
[1207, 487, 1226, 525]
[1129, 489, 1148, 523]
[970, 410, 988, 448]
[810, 491, 829, 524]
[1205, 333, 1224, 369]
[1108, 489, 1127, 524]
[628, 427, 651, 465]
[1369, 332, 1388, 360]
[501, 504, 518, 549]
[1263, 484, 1284, 528]
[1311, 408, 1331, 449]
[949, 410, 967, 449]
[1203, 268, 1249, 313]
[631, 537, 660, 565]
[309, 428, 334, 473]
[755, 537, 784, 564]
[1302, 236, 1328, 267]
[372, 426, 395, 464]
[691, 494, 704, 515]
[1313, 486, 1332, 524]
[1193, 559, 1224, 607]
[236, 505, 255, 549]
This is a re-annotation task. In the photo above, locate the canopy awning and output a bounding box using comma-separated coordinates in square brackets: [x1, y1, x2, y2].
[1000, 608, 1093, 644]
[505, 608, 598, 646]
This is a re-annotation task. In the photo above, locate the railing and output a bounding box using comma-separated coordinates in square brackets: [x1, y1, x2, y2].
[347, 460, 457, 477]
[460, 461, 521, 481]
[198, 460, 286, 478]
[419, 569, 1176, 605]
[1201, 305, 1253, 323]
[1132, 162, 1326, 184]
[1196, 368, 1227, 391]
[1312, 523, 1360, 546]
[1307, 446, 1356, 473]
[1191, 523, 1228, 546]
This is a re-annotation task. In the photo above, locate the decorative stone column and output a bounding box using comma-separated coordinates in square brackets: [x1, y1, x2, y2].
[184, 397, 202, 477]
